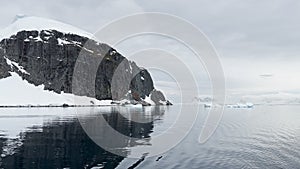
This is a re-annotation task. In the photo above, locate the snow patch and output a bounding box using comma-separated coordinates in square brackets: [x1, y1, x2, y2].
[82, 47, 94, 53]
[129, 62, 133, 73]
[144, 95, 155, 105]
[57, 38, 72, 45]
[4, 57, 30, 75]
[109, 50, 116, 55]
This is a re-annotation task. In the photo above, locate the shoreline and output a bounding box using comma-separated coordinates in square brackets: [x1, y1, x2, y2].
[0, 103, 173, 108]
[0, 104, 117, 108]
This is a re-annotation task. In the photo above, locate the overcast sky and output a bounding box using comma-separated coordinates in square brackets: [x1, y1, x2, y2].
[1, 0, 300, 101]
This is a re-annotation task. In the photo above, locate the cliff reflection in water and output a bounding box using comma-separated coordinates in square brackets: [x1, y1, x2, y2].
[0, 106, 165, 169]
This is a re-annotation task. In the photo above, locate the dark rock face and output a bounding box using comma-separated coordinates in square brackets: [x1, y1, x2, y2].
[150, 89, 172, 105]
[0, 30, 156, 101]
[0, 49, 11, 79]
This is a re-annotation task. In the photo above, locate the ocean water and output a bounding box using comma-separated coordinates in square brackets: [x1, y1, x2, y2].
[0, 105, 299, 169]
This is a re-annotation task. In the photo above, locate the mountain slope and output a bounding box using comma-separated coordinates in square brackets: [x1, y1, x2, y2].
[0, 16, 171, 106]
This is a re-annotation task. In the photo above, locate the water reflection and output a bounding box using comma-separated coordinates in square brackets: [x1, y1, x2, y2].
[0, 106, 166, 169]
[1, 105, 300, 168]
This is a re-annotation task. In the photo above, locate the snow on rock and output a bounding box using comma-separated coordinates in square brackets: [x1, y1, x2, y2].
[111, 89, 172, 106]
[109, 50, 117, 55]
[142, 89, 172, 106]
[144, 95, 155, 105]
[57, 38, 72, 45]
[4, 56, 29, 75]
[0, 72, 112, 106]
[129, 61, 133, 73]
[0, 15, 93, 40]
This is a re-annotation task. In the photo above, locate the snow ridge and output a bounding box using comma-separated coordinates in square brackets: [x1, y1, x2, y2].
[0, 15, 93, 40]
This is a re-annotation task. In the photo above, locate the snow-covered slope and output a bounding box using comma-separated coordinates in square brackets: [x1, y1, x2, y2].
[0, 72, 112, 106]
[0, 15, 93, 40]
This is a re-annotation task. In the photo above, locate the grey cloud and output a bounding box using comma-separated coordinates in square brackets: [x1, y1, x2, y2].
[1, 0, 300, 60]
[1, 0, 300, 94]
[134, 0, 300, 60]
[0, 0, 143, 32]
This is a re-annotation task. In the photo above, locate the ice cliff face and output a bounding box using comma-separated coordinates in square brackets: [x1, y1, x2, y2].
[0, 29, 168, 104]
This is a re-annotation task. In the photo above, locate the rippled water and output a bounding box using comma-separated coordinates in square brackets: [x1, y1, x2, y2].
[0, 105, 300, 169]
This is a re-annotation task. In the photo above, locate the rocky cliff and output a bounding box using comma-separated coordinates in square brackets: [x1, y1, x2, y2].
[0, 30, 171, 105]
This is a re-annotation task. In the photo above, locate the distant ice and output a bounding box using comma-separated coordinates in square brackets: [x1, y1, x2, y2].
[226, 103, 254, 108]
[197, 91, 300, 106]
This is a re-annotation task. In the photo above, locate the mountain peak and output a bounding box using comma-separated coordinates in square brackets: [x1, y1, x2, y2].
[1, 16, 93, 40]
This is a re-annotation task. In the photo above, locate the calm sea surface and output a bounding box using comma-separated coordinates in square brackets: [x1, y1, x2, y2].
[0, 105, 300, 169]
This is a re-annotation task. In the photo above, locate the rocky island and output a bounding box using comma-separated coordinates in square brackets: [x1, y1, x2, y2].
[0, 27, 171, 106]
